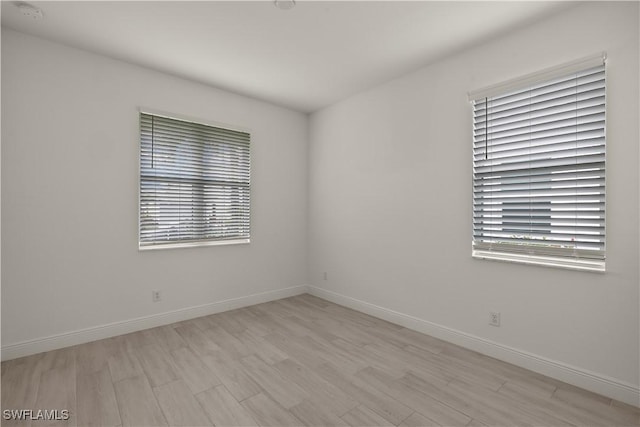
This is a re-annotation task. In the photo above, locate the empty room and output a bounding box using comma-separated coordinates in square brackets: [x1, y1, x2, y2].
[1, 1, 639, 426]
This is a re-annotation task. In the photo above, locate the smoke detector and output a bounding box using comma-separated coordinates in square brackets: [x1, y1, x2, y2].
[274, 0, 295, 10]
[15, 2, 43, 20]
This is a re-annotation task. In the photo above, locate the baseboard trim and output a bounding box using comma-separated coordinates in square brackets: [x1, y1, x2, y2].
[307, 285, 640, 408]
[1, 284, 308, 361]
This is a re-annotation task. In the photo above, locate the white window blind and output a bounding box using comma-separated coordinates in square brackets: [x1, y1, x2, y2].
[471, 60, 606, 270]
[139, 112, 250, 249]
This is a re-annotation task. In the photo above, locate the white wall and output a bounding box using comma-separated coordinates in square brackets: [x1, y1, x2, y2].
[309, 1, 639, 400]
[1, 29, 308, 352]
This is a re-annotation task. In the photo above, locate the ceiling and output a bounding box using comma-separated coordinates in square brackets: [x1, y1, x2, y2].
[2, 1, 576, 113]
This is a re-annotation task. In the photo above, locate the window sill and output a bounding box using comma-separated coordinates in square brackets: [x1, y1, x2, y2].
[139, 238, 250, 251]
[472, 250, 605, 273]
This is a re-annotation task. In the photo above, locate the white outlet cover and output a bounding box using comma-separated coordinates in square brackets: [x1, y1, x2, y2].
[18, 3, 44, 20]
[490, 312, 501, 326]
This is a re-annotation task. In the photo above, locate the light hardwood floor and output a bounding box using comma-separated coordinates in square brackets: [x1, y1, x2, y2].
[2, 294, 639, 426]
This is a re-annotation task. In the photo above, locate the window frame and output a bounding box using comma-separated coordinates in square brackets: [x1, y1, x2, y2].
[138, 109, 251, 251]
[468, 54, 607, 272]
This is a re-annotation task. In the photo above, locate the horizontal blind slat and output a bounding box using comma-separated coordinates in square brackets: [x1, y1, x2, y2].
[471, 63, 605, 261]
[140, 113, 251, 246]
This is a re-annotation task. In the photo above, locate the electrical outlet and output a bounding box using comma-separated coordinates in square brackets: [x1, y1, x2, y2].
[323, 272, 327, 280]
[489, 312, 501, 327]
[18, 3, 44, 20]
[152, 290, 161, 302]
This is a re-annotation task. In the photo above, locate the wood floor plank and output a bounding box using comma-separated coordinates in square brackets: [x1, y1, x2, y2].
[355, 366, 471, 426]
[240, 392, 303, 427]
[174, 323, 221, 357]
[497, 379, 616, 427]
[153, 380, 211, 426]
[76, 368, 121, 426]
[244, 308, 289, 336]
[498, 377, 555, 402]
[438, 343, 562, 391]
[200, 351, 262, 401]
[612, 399, 640, 420]
[403, 344, 506, 390]
[203, 325, 252, 359]
[399, 411, 441, 427]
[224, 308, 262, 331]
[277, 297, 327, 319]
[323, 303, 381, 328]
[240, 354, 307, 409]
[254, 301, 297, 320]
[236, 328, 289, 365]
[121, 329, 157, 349]
[552, 384, 638, 425]
[286, 301, 334, 324]
[330, 337, 407, 378]
[38, 346, 76, 372]
[189, 315, 218, 332]
[1, 360, 13, 380]
[315, 362, 414, 425]
[288, 314, 343, 342]
[400, 372, 530, 427]
[107, 348, 144, 383]
[448, 378, 572, 426]
[269, 313, 316, 337]
[230, 308, 275, 337]
[113, 376, 167, 427]
[315, 317, 374, 346]
[170, 346, 221, 394]
[396, 327, 448, 354]
[263, 331, 326, 368]
[498, 375, 557, 400]
[208, 311, 247, 336]
[296, 334, 366, 375]
[435, 345, 540, 389]
[341, 405, 395, 427]
[289, 399, 350, 426]
[75, 340, 108, 376]
[34, 364, 76, 426]
[2, 354, 44, 427]
[134, 343, 179, 387]
[294, 293, 332, 309]
[150, 325, 188, 354]
[273, 357, 359, 416]
[553, 382, 611, 406]
[359, 324, 423, 351]
[195, 385, 258, 427]
[102, 335, 129, 357]
[466, 419, 490, 426]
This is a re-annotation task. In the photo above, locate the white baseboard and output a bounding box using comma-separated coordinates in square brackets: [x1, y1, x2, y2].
[1, 285, 308, 361]
[307, 285, 640, 408]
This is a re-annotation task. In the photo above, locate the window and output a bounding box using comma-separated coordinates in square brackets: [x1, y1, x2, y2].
[469, 54, 606, 271]
[139, 112, 250, 249]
